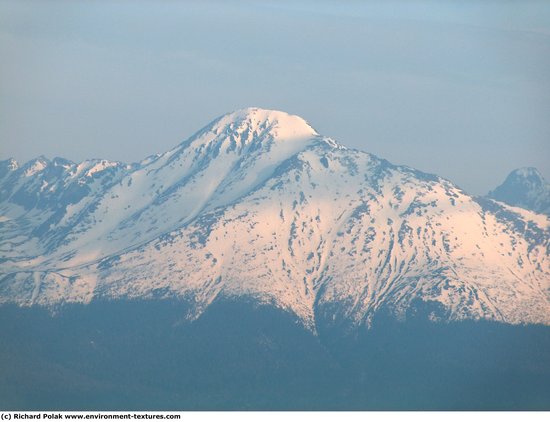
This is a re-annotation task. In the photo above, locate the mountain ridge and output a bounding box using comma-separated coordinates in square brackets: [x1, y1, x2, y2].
[1, 108, 549, 330]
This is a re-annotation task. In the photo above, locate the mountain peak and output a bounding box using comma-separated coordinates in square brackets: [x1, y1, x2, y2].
[227, 107, 316, 131]
[167, 108, 322, 163]
[22, 155, 50, 176]
[507, 167, 545, 184]
[0, 158, 19, 171]
[204, 107, 318, 144]
[488, 167, 550, 215]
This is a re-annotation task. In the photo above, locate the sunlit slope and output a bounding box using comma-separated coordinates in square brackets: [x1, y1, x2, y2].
[1, 108, 548, 328]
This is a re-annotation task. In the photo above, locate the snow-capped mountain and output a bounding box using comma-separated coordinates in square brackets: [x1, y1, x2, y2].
[488, 167, 550, 216]
[1, 108, 549, 329]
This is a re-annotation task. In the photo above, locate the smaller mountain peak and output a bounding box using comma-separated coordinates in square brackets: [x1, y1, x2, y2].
[507, 167, 544, 183]
[22, 156, 50, 177]
[0, 158, 19, 171]
[488, 167, 549, 215]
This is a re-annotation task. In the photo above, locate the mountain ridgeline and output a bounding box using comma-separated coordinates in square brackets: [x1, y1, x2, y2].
[0, 108, 549, 409]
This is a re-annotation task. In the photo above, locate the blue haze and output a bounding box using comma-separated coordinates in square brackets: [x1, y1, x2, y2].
[0, 0, 549, 194]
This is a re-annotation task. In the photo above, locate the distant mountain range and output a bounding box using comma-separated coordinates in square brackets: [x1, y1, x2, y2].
[1, 108, 548, 328]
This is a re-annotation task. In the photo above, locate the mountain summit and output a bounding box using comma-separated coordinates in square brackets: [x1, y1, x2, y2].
[0, 109, 549, 329]
[168, 108, 321, 159]
[202, 107, 319, 142]
[488, 167, 550, 216]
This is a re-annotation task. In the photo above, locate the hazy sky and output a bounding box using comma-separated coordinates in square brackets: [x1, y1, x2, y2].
[1, 0, 549, 194]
